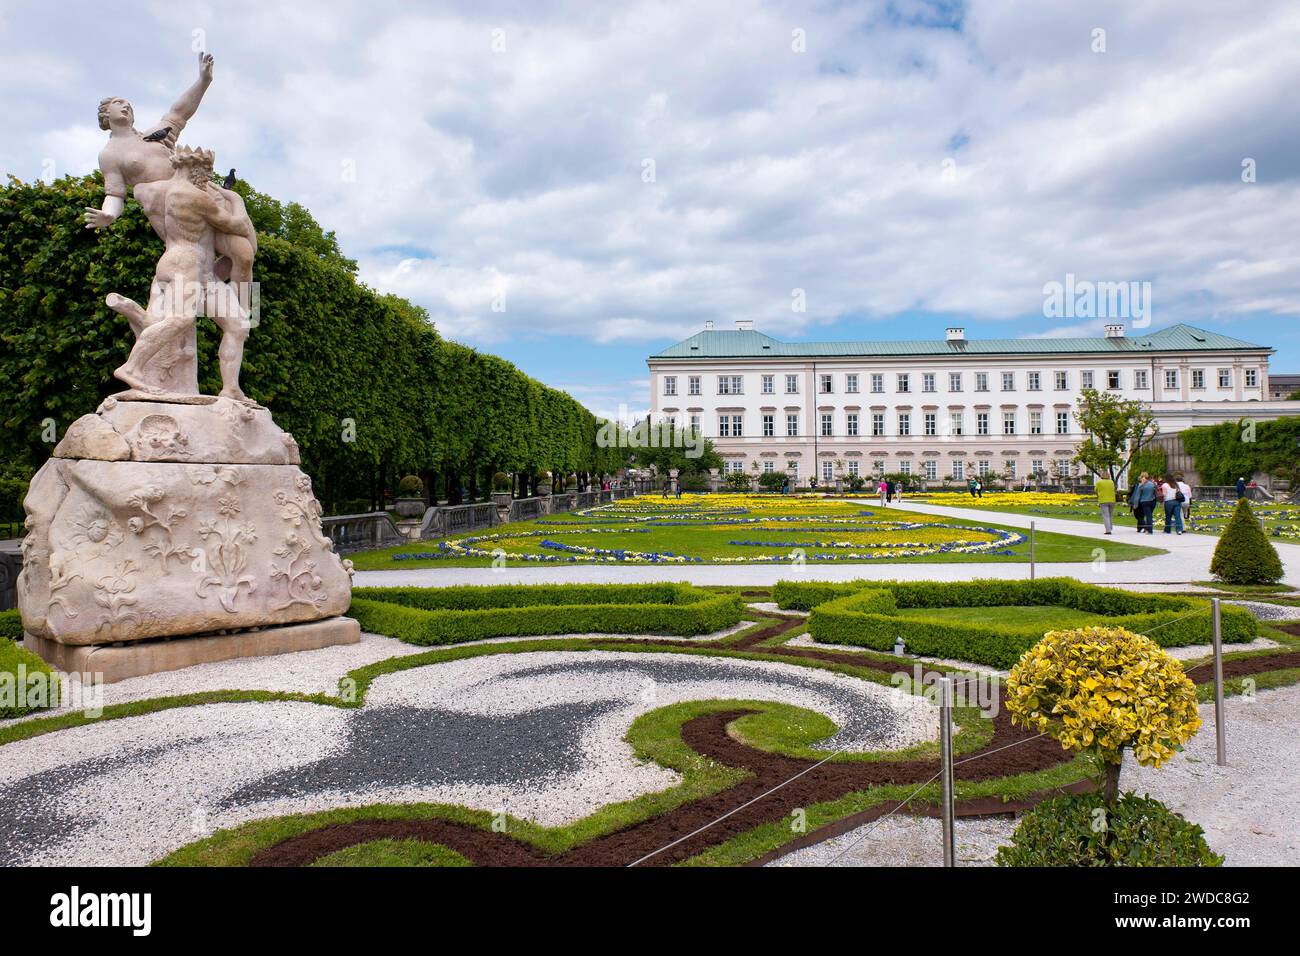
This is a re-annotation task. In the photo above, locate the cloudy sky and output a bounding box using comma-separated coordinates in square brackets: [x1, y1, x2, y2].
[5, 0, 1299, 419]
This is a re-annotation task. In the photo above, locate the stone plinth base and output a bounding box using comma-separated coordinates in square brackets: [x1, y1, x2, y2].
[24, 616, 360, 684]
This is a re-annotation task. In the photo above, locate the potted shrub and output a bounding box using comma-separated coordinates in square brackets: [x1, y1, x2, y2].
[1210, 499, 1284, 585]
[998, 625, 1215, 866]
[537, 470, 553, 496]
[394, 474, 425, 518]
[492, 472, 512, 509]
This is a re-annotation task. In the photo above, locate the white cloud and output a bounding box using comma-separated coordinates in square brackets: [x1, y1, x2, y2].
[6, 0, 1300, 407]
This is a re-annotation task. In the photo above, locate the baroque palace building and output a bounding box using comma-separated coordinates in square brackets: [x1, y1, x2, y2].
[647, 320, 1288, 487]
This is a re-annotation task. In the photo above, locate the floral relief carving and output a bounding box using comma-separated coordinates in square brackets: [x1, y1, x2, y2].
[64, 505, 124, 558]
[194, 492, 258, 613]
[270, 532, 326, 611]
[125, 485, 193, 571]
[94, 559, 141, 638]
[275, 474, 331, 548]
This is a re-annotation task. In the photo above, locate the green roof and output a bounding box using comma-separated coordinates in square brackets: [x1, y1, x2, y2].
[649, 323, 1272, 360]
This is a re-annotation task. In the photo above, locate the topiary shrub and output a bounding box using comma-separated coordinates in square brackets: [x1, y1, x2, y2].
[396, 475, 423, 497]
[996, 791, 1222, 867]
[492, 472, 510, 492]
[1006, 626, 1202, 801]
[1210, 499, 1284, 585]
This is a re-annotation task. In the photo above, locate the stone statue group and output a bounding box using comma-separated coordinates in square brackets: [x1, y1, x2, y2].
[86, 53, 256, 403]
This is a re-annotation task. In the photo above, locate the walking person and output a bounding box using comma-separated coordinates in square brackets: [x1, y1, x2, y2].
[968, 477, 978, 498]
[1095, 474, 1116, 534]
[1160, 476, 1183, 534]
[1177, 474, 1193, 529]
[879, 478, 888, 508]
[1236, 476, 1247, 499]
[1132, 472, 1157, 533]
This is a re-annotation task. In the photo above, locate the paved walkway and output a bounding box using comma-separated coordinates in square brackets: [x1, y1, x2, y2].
[354, 498, 1300, 589]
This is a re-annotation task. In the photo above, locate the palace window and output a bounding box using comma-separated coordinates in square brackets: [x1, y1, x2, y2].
[975, 372, 989, 392]
[718, 415, 732, 438]
[1164, 369, 1178, 390]
[846, 413, 859, 437]
[1245, 368, 1258, 387]
[1107, 370, 1121, 390]
[1001, 371, 1015, 391]
[1081, 371, 1094, 389]
[924, 413, 937, 436]
[1027, 372, 1041, 391]
[762, 414, 774, 437]
[821, 413, 833, 437]
[899, 460, 912, 476]
[1029, 411, 1043, 435]
[690, 414, 701, 432]
[1056, 412, 1070, 435]
[872, 413, 885, 437]
[763, 460, 774, 473]
[822, 461, 833, 482]
[977, 412, 989, 436]
[1054, 371, 1068, 390]
[1002, 411, 1016, 436]
[924, 460, 937, 480]
[786, 414, 799, 437]
[820, 373, 833, 394]
[949, 372, 962, 392]
[978, 459, 990, 477]
[897, 373, 911, 393]
[663, 376, 677, 396]
[949, 411, 963, 436]
[1218, 368, 1232, 388]
[785, 374, 799, 394]
[848, 460, 859, 477]
[1191, 369, 1205, 389]
[846, 373, 859, 393]
[718, 375, 743, 395]
[688, 376, 700, 396]
[871, 373, 885, 394]
[951, 459, 964, 480]
[898, 413, 911, 437]
[1004, 459, 1017, 478]
[922, 373, 936, 393]
[761, 374, 774, 394]
[1134, 369, 1148, 390]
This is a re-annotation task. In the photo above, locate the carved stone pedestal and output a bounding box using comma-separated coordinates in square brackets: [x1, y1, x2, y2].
[18, 394, 356, 682]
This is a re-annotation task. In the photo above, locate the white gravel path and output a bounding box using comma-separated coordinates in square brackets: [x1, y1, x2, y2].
[0, 649, 935, 866]
[1119, 682, 1300, 866]
[770, 815, 1017, 867]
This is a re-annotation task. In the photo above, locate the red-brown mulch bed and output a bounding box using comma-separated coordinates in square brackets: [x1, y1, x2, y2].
[248, 613, 1300, 868]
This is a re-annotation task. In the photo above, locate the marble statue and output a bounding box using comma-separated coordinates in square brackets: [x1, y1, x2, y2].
[85, 53, 257, 400]
[17, 53, 357, 682]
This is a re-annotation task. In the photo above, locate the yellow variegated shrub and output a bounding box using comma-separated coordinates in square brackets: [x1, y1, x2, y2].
[1006, 626, 1202, 773]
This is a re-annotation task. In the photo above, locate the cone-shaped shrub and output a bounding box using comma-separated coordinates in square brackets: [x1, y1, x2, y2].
[1209, 499, 1284, 585]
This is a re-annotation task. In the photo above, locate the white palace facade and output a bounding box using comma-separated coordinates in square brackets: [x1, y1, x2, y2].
[647, 320, 1289, 486]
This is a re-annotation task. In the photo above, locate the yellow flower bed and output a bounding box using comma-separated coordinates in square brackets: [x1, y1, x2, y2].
[913, 491, 1094, 508]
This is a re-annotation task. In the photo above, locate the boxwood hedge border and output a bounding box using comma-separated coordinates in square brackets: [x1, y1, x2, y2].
[349, 583, 745, 646]
[774, 577, 1259, 668]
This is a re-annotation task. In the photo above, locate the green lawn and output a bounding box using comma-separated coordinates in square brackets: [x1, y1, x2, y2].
[349, 498, 1162, 569]
[893, 604, 1107, 630]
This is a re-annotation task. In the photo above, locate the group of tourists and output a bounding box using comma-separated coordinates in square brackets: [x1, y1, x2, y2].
[967, 477, 984, 498]
[877, 478, 901, 506]
[1095, 473, 1192, 535]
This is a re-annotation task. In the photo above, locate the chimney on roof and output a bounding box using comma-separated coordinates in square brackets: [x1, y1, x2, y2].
[736, 319, 754, 331]
[945, 327, 965, 342]
[1105, 323, 1125, 339]
[704, 320, 714, 330]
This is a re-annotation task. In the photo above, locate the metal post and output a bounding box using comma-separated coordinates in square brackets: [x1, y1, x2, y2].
[1212, 598, 1227, 766]
[939, 676, 956, 867]
[1029, 521, 1036, 580]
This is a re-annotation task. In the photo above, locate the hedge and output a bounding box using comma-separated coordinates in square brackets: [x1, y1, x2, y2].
[349, 584, 745, 646]
[775, 577, 1258, 668]
[1, 634, 59, 719]
[0, 609, 22, 642]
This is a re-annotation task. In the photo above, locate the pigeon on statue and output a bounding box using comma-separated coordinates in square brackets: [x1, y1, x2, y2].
[141, 126, 171, 143]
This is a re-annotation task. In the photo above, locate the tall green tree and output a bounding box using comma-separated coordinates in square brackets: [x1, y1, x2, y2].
[1073, 388, 1159, 482]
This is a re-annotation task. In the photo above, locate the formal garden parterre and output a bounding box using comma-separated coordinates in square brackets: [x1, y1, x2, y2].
[349, 493, 1162, 569]
[3, 581, 1298, 868]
